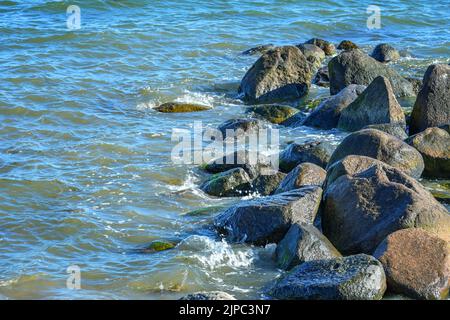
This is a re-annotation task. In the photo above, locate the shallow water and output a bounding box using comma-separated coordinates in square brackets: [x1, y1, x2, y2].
[0, 0, 449, 299]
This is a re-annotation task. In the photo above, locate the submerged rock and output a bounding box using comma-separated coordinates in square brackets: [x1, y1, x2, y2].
[279, 141, 335, 172]
[246, 104, 299, 124]
[327, 129, 424, 178]
[134, 240, 176, 253]
[370, 44, 400, 63]
[362, 123, 408, 140]
[337, 40, 358, 50]
[214, 186, 322, 245]
[304, 38, 336, 56]
[312, 66, 330, 87]
[275, 162, 326, 194]
[328, 49, 414, 97]
[267, 254, 386, 300]
[238, 46, 312, 104]
[410, 64, 450, 134]
[200, 168, 252, 197]
[154, 102, 211, 113]
[337, 76, 406, 131]
[180, 291, 236, 300]
[217, 118, 264, 139]
[241, 44, 275, 56]
[275, 223, 341, 270]
[374, 228, 450, 300]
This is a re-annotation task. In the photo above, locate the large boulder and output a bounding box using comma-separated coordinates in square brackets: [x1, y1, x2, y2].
[275, 222, 341, 270]
[370, 44, 400, 63]
[323, 164, 450, 254]
[303, 84, 366, 129]
[410, 64, 450, 134]
[337, 76, 406, 131]
[297, 44, 325, 70]
[200, 168, 252, 197]
[180, 291, 236, 300]
[217, 118, 264, 139]
[279, 141, 335, 172]
[275, 162, 326, 194]
[238, 46, 312, 104]
[214, 186, 322, 245]
[327, 129, 424, 178]
[154, 102, 211, 113]
[328, 49, 414, 97]
[251, 171, 286, 195]
[246, 104, 299, 124]
[362, 123, 408, 140]
[304, 38, 336, 56]
[267, 254, 386, 300]
[374, 229, 450, 300]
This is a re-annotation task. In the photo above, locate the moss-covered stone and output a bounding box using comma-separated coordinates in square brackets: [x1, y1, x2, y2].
[337, 40, 358, 50]
[246, 104, 299, 124]
[154, 102, 211, 113]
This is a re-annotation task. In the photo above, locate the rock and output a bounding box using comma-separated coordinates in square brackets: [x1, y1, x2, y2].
[322, 163, 450, 254]
[214, 186, 323, 245]
[370, 44, 400, 63]
[180, 291, 236, 300]
[217, 118, 264, 139]
[279, 141, 335, 173]
[337, 40, 358, 50]
[305, 38, 336, 56]
[275, 162, 326, 194]
[362, 123, 408, 140]
[406, 77, 423, 95]
[241, 44, 275, 56]
[328, 49, 414, 97]
[327, 129, 424, 178]
[183, 206, 225, 217]
[373, 229, 450, 300]
[251, 171, 286, 195]
[337, 76, 406, 131]
[267, 254, 386, 300]
[238, 46, 312, 104]
[312, 66, 329, 87]
[154, 102, 211, 113]
[134, 240, 176, 253]
[200, 168, 252, 197]
[297, 44, 325, 70]
[246, 104, 299, 124]
[303, 84, 366, 129]
[406, 127, 450, 178]
[410, 64, 450, 134]
[275, 223, 341, 270]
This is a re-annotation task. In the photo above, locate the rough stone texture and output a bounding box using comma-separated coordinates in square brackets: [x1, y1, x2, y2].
[297, 44, 325, 70]
[180, 291, 236, 300]
[327, 129, 424, 178]
[406, 127, 450, 178]
[154, 102, 211, 113]
[406, 77, 423, 95]
[370, 44, 400, 63]
[323, 164, 450, 254]
[275, 162, 326, 194]
[305, 38, 336, 56]
[279, 141, 336, 172]
[328, 49, 414, 97]
[303, 84, 366, 129]
[217, 118, 264, 139]
[214, 186, 323, 245]
[362, 123, 408, 140]
[246, 104, 299, 124]
[200, 168, 252, 197]
[410, 64, 450, 134]
[337, 40, 358, 50]
[275, 222, 341, 270]
[238, 46, 312, 104]
[251, 171, 286, 195]
[338, 76, 406, 131]
[241, 44, 275, 56]
[312, 66, 330, 87]
[373, 228, 450, 300]
[267, 254, 386, 300]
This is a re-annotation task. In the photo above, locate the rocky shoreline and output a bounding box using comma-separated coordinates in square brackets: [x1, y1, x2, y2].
[157, 38, 450, 300]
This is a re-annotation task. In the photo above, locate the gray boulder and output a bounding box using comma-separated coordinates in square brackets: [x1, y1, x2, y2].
[279, 141, 336, 172]
[217, 118, 264, 139]
[297, 44, 325, 70]
[362, 123, 408, 140]
[200, 168, 252, 197]
[251, 171, 287, 195]
[304, 38, 336, 56]
[370, 44, 400, 63]
[275, 162, 326, 194]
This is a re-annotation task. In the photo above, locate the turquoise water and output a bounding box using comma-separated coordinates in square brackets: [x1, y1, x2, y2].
[0, 0, 449, 299]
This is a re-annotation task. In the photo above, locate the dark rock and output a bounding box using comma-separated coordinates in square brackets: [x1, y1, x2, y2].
[410, 64, 450, 134]
[303, 84, 366, 129]
[327, 129, 424, 178]
[328, 49, 414, 97]
[241, 44, 275, 56]
[267, 254, 386, 300]
[238, 46, 312, 104]
[312, 66, 330, 87]
[305, 38, 336, 56]
[362, 123, 408, 140]
[275, 162, 326, 194]
[296, 44, 325, 70]
[337, 40, 358, 50]
[370, 44, 400, 63]
[406, 77, 423, 95]
[279, 141, 336, 172]
[246, 104, 299, 124]
[373, 228, 450, 300]
[323, 163, 450, 254]
[180, 291, 236, 300]
[251, 171, 286, 195]
[214, 186, 322, 245]
[275, 223, 341, 270]
[338, 76, 406, 131]
[200, 168, 252, 197]
[155, 102, 211, 113]
[217, 118, 264, 139]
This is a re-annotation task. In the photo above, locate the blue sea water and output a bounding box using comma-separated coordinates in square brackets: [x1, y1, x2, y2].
[0, 0, 449, 299]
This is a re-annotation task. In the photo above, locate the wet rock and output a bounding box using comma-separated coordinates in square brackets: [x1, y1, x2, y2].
[183, 206, 225, 217]
[238, 46, 312, 104]
[154, 102, 211, 113]
[251, 171, 286, 196]
[328, 49, 415, 97]
[267, 254, 386, 300]
[246, 104, 299, 124]
[200, 168, 252, 197]
[323, 163, 450, 254]
[373, 228, 450, 300]
[214, 186, 323, 245]
[217, 118, 264, 139]
[275, 162, 326, 194]
[337, 40, 358, 50]
[370, 44, 400, 63]
[304, 38, 336, 56]
[180, 291, 236, 300]
[275, 222, 341, 270]
[338, 76, 406, 131]
[362, 123, 408, 140]
[406, 127, 450, 178]
[312, 66, 330, 87]
[134, 240, 176, 253]
[406, 77, 423, 95]
[279, 141, 335, 172]
[297, 44, 325, 70]
[410, 64, 450, 134]
[327, 129, 424, 178]
[241, 44, 275, 56]
[303, 84, 366, 130]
